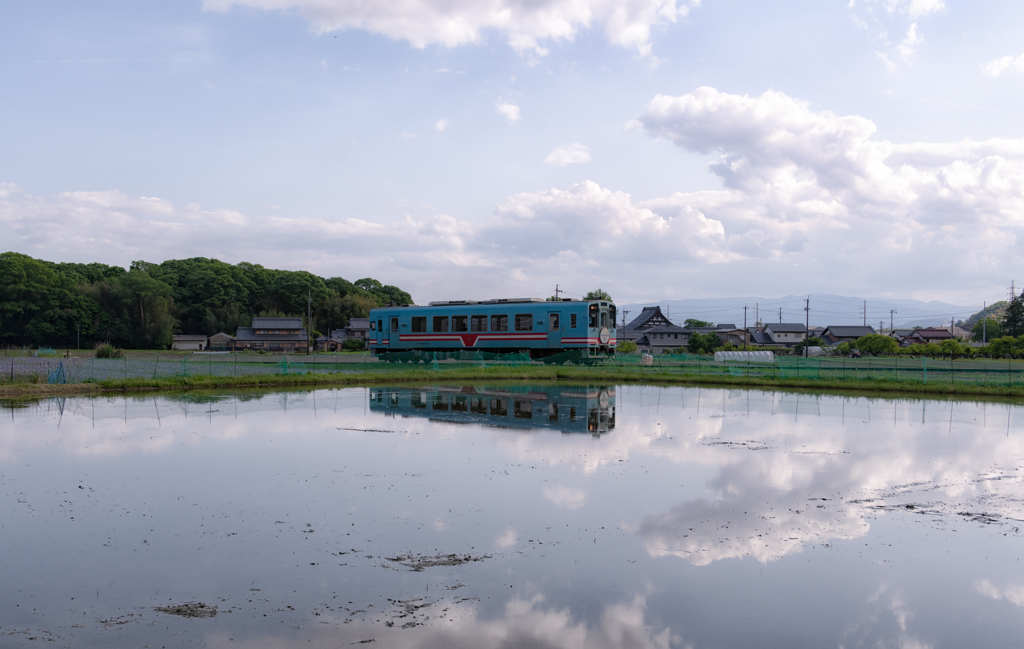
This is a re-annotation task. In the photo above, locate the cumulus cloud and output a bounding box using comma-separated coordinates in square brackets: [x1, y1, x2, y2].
[496, 99, 521, 123]
[983, 53, 1024, 77]
[434, 118, 449, 132]
[897, 22, 923, 60]
[543, 485, 588, 509]
[202, 0, 698, 56]
[544, 142, 593, 166]
[974, 580, 1024, 608]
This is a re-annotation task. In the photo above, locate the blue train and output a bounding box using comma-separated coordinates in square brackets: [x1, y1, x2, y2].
[367, 297, 617, 359]
[368, 384, 616, 435]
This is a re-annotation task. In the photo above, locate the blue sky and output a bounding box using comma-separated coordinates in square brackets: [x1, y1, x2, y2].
[2, 0, 1022, 305]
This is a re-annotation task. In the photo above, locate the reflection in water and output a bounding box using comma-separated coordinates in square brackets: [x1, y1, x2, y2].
[369, 385, 616, 435]
[1, 386, 1024, 648]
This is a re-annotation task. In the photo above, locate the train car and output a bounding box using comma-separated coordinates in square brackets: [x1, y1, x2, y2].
[367, 298, 616, 358]
[368, 385, 616, 435]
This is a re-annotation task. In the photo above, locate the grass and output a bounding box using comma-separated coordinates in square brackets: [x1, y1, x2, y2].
[2, 364, 1023, 399]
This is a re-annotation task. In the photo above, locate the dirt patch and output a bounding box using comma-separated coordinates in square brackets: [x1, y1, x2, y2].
[384, 553, 491, 572]
[154, 602, 218, 618]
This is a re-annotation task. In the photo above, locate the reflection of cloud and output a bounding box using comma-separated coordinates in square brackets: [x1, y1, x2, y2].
[495, 526, 518, 548]
[206, 594, 678, 649]
[974, 579, 1024, 607]
[543, 485, 587, 510]
[632, 493, 868, 565]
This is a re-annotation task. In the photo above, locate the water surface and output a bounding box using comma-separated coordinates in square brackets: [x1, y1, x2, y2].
[2, 385, 1024, 648]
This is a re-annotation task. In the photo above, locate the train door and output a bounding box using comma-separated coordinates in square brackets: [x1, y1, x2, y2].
[376, 318, 384, 348]
[547, 311, 562, 348]
[389, 316, 400, 349]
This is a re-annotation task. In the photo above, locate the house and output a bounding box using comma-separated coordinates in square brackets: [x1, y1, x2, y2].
[821, 325, 876, 345]
[172, 334, 208, 351]
[234, 317, 309, 353]
[618, 307, 674, 344]
[208, 332, 234, 351]
[763, 323, 807, 346]
[316, 317, 372, 351]
[890, 329, 918, 347]
[634, 324, 690, 354]
[909, 327, 954, 344]
[715, 328, 751, 347]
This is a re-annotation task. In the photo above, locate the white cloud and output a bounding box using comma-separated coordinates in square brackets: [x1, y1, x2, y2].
[974, 580, 1024, 608]
[876, 51, 896, 72]
[397, 131, 418, 139]
[897, 22, 923, 60]
[983, 53, 1024, 77]
[544, 142, 593, 166]
[434, 118, 449, 132]
[202, 0, 699, 57]
[905, 0, 945, 19]
[496, 99, 521, 123]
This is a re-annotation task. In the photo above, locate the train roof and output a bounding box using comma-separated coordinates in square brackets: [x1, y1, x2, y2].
[373, 297, 614, 308]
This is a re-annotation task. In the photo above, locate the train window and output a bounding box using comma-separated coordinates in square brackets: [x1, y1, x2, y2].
[432, 394, 448, 410]
[378, 319, 383, 334]
[471, 315, 487, 332]
[549, 313, 559, 331]
[490, 398, 508, 416]
[609, 305, 616, 326]
[390, 317, 398, 330]
[451, 396, 468, 412]
[452, 316, 468, 332]
[470, 397, 487, 414]
[570, 314, 577, 329]
[370, 321, 376, 331]
[411, 317, 426, 332]
[548, 403, 559, 421]
[589, 304, 598, 327]
[432, 316, 449, 332]
[491, 315, 508, 331]
[412, 393, 427, 409]
[600, 312, 608, 328]
[513, 400, 532, 419]
[514, 314, 533, 331]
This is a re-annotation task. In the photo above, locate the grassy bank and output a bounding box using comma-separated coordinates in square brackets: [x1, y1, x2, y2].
[2, 365, 1023, 399]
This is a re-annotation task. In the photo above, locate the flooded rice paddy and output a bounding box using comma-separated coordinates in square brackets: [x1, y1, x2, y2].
[2, 384, 1024, 648]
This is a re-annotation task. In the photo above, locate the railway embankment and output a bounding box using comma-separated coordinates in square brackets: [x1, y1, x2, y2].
[2, 364, 1023, 400]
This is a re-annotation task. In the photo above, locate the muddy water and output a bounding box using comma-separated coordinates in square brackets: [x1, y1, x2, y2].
[2, 385, 1024, 648]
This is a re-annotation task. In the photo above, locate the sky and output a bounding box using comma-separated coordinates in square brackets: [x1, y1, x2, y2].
[1, 0, 1022, 306]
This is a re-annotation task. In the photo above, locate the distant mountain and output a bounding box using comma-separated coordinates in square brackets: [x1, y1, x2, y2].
[619, 294, 979, 330]
[960, 301, 1008, 328]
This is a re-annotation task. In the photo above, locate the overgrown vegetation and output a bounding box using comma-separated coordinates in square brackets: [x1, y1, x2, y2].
[0, 252, 412, 350]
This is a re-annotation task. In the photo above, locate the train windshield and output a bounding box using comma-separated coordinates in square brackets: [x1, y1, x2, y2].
[609, 305, 616, 328]
[589, 303, 598, 328]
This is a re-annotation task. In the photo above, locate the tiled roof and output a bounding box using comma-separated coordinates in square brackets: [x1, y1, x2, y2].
[824, 325, 875, 338]
[765, 323, 807, 333]
[234, 327, 306, 342]
[252, 317, 303, 328]
[624, 307, 673, 331]
[173, 335, 209, 341]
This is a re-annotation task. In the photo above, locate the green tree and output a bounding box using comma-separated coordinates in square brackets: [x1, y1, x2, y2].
[971, 317, 1004, 342]
[687, 332, 722, 355]
[683, 318, 713, 328]
[1004, 294, 1024, 337]
[585, 289, 612, 301]
[854, 334, 899, 355]
[617, 340, 638, 354]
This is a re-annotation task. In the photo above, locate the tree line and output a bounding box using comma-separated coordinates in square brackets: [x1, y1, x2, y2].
[0, 252, 412, 350]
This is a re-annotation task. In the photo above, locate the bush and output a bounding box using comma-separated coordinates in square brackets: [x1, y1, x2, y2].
[837, 342, 851, 356]
[687, 332, 722, 355]
[616, 340, 638, 354]
[94, 342, 121, 358]
[342, 337, 366, 351]
[854, 334, 899, 355]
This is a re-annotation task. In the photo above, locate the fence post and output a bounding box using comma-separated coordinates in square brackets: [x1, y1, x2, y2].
[922, 357, 927, 384]
[895, 355, 898, 382]
[154, 354, 159, 379]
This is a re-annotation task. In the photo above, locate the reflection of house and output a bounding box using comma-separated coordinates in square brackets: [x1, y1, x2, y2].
[821, 325, 875, 345]
[172, 335, 208, 351]
[234, 317, 308, 353]
[208, 332, 234, 351]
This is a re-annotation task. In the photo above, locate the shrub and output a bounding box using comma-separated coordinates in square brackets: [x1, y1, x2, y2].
[837, 342, 851, 356]
[342, 337, 366, 351]
[617, 340, 638, 354]
[94, 342, 121, 358]
[854, 334, 899, 355]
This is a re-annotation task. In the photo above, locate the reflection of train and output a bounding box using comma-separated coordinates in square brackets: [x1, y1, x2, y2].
[367, 298, 617, 358]
[368, 385, 616, 435]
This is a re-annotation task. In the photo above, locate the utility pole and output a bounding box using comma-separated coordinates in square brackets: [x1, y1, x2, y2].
[554, 284, 563, 300]
[804, 296, 810, 357]
[860, 300, 866, 326]
[743, 305, 748, 351]
[890, 309, 897, 334]
[307, 289, 312, 355]
[983, 301, 987, 344]
[622, 309, 629, 346]
[779, 307, 782, 324]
